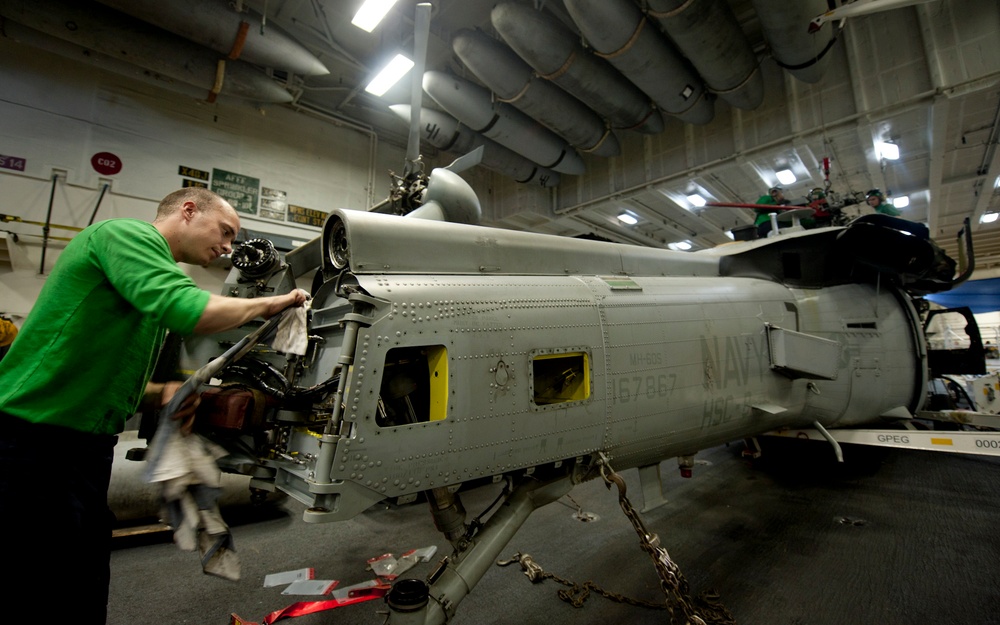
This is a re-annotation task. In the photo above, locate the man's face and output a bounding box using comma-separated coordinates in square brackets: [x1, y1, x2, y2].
[183, 200, 240, 266]
[772, 190, 784, 202]
[867, 196, 880, 207]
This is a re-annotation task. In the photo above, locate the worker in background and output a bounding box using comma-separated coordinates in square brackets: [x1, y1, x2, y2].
[0, 314, 16, 361]
[865, 188, 901, 216]
[0, 187, 306, 625]
[806, 187, 833, 227]
[754, 186, 788, 237]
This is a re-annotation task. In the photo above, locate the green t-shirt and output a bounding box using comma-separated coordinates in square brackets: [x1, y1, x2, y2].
[754, 195, 777, 226]
[0, 219, 210, 435]
[876, 202, 902, 217]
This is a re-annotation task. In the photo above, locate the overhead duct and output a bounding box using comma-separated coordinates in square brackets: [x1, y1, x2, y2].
[491, 1, 664, 135]
[646, 0, 764, 111]
[0, 20, 241, 104]
[422, 71, 586, 176]
[389, 105, 561, 188]
[563, 0, 714, 125]
[92, 0, 329, 77]
[750, 0, 839, 83]
[0, 0, 292, 102]
[452, 29, 620, 158]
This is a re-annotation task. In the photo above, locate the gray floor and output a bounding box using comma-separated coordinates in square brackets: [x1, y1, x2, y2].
[108, 438, 1000, 624]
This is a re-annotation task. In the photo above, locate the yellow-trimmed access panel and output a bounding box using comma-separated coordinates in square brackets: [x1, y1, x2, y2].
[376, 345, 448, 427]
[531, 351, 591, 406]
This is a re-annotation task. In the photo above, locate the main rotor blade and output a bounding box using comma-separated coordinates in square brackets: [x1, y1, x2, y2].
[445, 145, 484, 173]
[405, 2, 432, 175]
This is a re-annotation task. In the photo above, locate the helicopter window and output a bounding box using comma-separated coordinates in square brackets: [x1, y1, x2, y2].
[531, 351, 591, 406]
[376, 345, 448, 427]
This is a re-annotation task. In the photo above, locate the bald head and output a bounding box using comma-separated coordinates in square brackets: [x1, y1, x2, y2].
[155, 188, 230, 221]
[153, 188, 241, 265]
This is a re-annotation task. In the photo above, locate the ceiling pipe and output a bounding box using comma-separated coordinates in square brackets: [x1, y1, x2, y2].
[491, 1, 664, 135]
[452, 28, 620, 158]
[0, 0, 293, 102]
[563, 0, 714, 125]
[390, 105, 561, 188]
[91, 0, 329, 76]
[646, 0, 764, 111]
[750, 0, 838, 84]
[423, 71, 586, 175]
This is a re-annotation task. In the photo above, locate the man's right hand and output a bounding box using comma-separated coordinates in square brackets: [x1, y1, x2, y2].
[262, 289, 308, 319]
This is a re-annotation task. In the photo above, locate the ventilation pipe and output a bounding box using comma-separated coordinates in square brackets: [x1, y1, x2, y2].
[491, 2, 663, 135]
[750, 0, 839, 83]
[452, 29, 620, 158]
[0, 0, 292, 102]
[646, 0, 764, 111]
[422, 71, 585, 176]
[92, 0, 329, 76]
[389, 105, 561, 188]
[563, 0, 714, 125]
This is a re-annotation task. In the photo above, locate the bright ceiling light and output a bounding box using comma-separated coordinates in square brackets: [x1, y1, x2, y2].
[352, 0, 400, 32]
[365, 54, 413, 96]
[668, 241, 692, 251]
[878, 141, 900, 160]
[617, 212, 638, 225]
[981, 212, 999, 224]
[775, 169, 796, 185]
[686, 194, 707, 207]
[892, 195, 909, 208]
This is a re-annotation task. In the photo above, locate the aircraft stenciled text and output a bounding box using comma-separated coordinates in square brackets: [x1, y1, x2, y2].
[615, 373, 676, 403]
[702, 391, 754, 429]
[700, 333, 766, 389]
[629, 352, 663, 366]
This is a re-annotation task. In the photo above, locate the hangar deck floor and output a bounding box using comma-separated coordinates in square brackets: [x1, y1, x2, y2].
[108, 438, 1000, 625]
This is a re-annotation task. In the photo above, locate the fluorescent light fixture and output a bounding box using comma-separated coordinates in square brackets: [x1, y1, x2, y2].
[686, 193, 707, 207]
[617, 212, 638, 225]
[352, 0, 399, 32]
[892, 195, 909, 208]
[878, 141, 900, 160]
[775, 169, 796, 185]
[365, 54, 413, 96]
[981, 212, 999, 224]
[668, 240, 692, 251]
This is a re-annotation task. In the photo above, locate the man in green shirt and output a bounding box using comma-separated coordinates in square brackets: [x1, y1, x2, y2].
[0, 187, 305, 624]
[754, 186, 787, 237]
[865, 188, 902, 217]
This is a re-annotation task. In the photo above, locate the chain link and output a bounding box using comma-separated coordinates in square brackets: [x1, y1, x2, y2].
[497, 458, 736, 625]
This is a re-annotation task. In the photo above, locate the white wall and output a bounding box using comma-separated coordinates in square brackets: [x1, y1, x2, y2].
[0, 34, 405, 318]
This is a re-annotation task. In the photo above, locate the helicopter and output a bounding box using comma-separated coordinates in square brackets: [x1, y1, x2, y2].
[128, 4, 989, 623]
[135, 144, 980, 625]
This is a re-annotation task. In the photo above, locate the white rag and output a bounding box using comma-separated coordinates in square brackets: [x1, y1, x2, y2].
[271, 289, 311, 356]
[150, 430, 241, 580]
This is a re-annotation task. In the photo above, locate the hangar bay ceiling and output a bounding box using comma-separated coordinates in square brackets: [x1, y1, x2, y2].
[2, 0, 998, 271]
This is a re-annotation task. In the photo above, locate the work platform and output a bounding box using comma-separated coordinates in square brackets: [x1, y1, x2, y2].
[108, 438, 1000, 625]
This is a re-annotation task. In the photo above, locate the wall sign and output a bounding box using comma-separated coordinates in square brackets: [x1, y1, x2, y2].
[288, 204, 328, 227]
[178, 165, 210, 181]
[260, 187, 288, 221]
[211, 168, 260, 215]
[91, 152, 122, 175]
[0, 154, 26, 172]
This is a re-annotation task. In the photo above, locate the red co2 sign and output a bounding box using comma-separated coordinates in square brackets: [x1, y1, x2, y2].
[91, 152, 122, 175]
